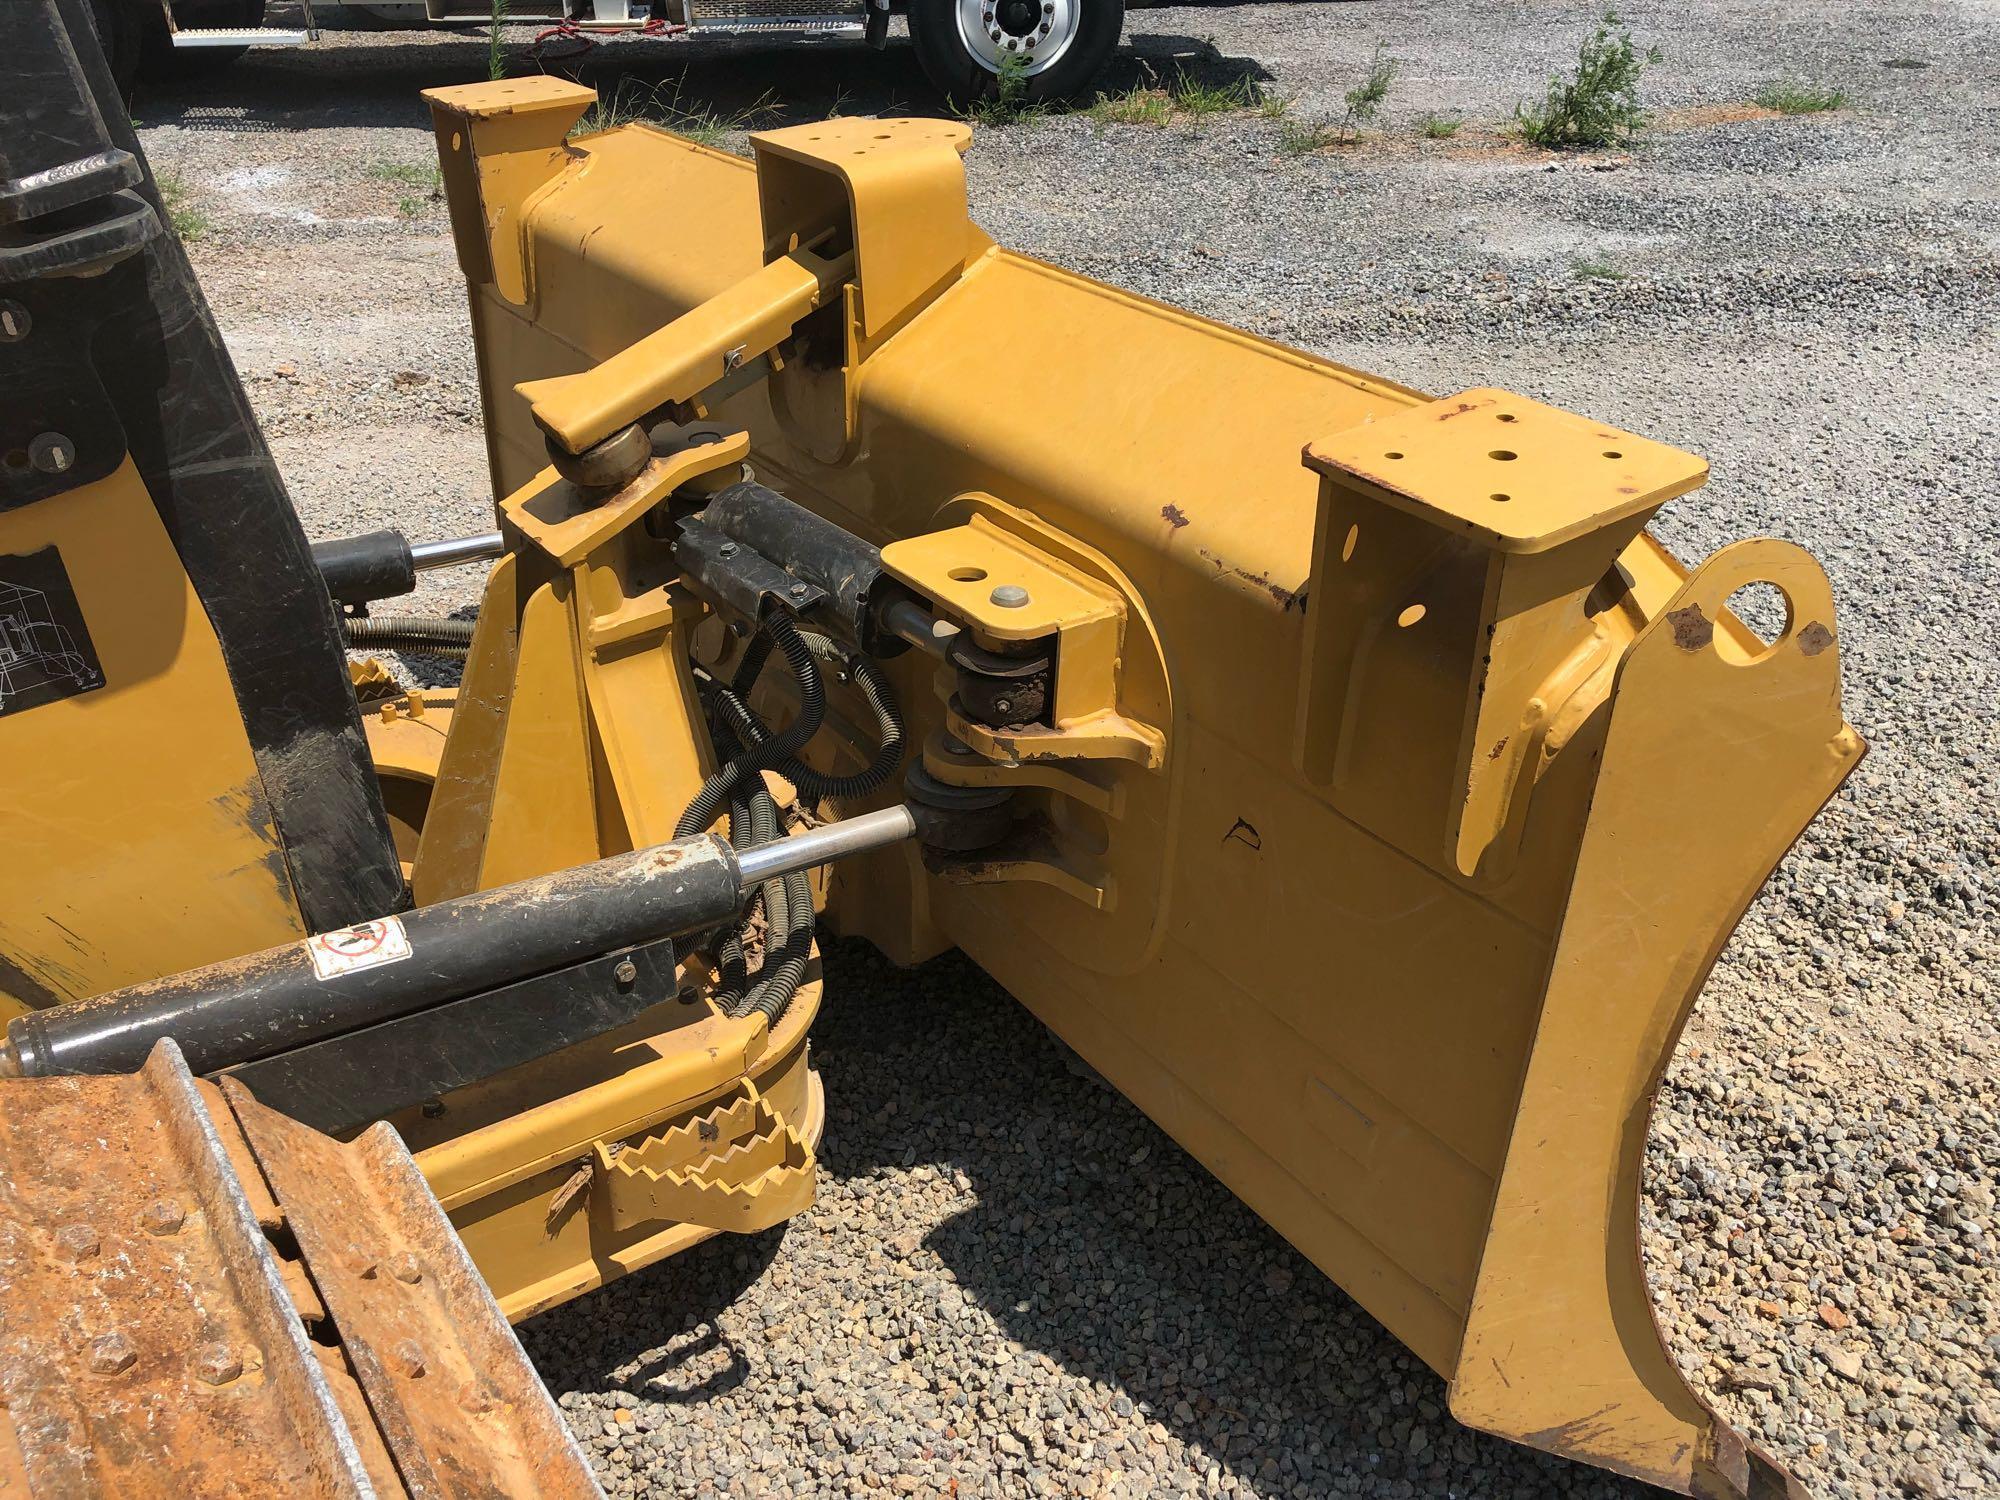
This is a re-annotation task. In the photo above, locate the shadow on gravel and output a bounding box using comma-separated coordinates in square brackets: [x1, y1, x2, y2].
[128, 25, 1271, 134]
[799, 937, 1647, 1497]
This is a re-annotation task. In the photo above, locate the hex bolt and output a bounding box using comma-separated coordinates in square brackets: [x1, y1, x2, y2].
[88, 1332, 137, 1375]
[459, 1379, 497, 1415]
[56, 1223, 101, 1261]
[343, 1245, 379, 1279]
[192, 1343, 243, 1386]
[990, 584, 1030, 608]
[392, 1339, 428, 1379]
[719, 541, 738, 557]
[389, 1252, 424, 1285]
[788, 582, 808, 598]
[421, 1100, 447, 1119]
[613, 959, 639, 988]
[0, 301, 28, 342]
[138, 1199, 186, 1236]
[993, 697, 1014, 717]
[28, 433, 75, 476]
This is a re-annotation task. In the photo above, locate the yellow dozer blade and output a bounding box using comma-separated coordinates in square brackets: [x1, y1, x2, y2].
[420, 78, 1862, 1497]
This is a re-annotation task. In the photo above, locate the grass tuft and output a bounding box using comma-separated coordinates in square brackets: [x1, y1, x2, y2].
[1087, 68, 1272, 129]
[1573, 257, 1628, 281]
[1516, 10, 1658, 149]
[1418, 111, 1463, 139]
[367, 161, 442, 191]
[1089, 85, 1172, 127]
[157, 170, 208, 242]
[571, 80, 780, 148]
[1277, 117, 1341, 156]
[1754, 80, 1849, 114]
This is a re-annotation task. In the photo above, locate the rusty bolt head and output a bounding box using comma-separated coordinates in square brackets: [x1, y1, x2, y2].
[388, 1252, 423, 1284]
[613, 959, 639, 988]
[343, 1245, 379, 1279]
[138, 1199, 186, 1236]
[87, 1332, 137, 1375]
[392, 1339, 427, 1379]
[421, 1099, 447, 1119]
[192, 1343, 243, 1386]
[55, 1223, 101, 1260]
[458, 1379, 497, 1414]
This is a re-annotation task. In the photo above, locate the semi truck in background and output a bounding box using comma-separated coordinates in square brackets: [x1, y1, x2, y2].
[91, 0, 1127, 103]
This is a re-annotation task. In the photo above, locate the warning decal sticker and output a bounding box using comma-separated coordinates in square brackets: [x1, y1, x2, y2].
[0, 546, 105, 721]
[305, 916, 414, 981]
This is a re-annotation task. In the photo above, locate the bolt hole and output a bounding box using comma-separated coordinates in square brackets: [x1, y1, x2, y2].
[1497, 413, 1518, 423]
[1397, 603, 1426, 628]
[948, 566, 988, 583]
[2, 448, 27, 471]
[1489, 492, 1511, 503]
[450, 131, 463, 151]
[1724, 581, 1791, 654]
[1383, 451, 1404, 460]
[1602, 449, 1623, 460]
[1488, 449, 1518, 462]
[1340, 523, 1359, 563]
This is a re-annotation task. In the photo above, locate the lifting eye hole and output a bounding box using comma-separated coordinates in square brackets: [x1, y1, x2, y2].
[948, 566, 988, 583]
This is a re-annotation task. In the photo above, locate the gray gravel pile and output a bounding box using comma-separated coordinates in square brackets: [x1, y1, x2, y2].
[134, 1, 1997, 1493]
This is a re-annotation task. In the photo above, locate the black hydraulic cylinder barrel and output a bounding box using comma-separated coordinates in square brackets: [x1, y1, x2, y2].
[3, 835, 743, 1081]
[312, 528, 418, 608]
[702, 481, 903, 655]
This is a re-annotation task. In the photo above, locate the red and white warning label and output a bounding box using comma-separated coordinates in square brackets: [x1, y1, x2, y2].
[305, 916, 414, 981]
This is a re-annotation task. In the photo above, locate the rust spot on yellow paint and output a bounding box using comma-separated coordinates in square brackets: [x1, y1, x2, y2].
[1666, 603, 1714, 652]
[1160, 503, 1190, 530]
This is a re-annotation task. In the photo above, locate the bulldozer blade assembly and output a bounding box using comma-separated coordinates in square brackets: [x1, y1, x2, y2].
[421, 79, 1863, 1496]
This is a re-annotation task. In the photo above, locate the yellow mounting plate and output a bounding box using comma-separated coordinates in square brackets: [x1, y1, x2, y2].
[881, 513, 1118, 643]
[1303, 388, 1708, 554]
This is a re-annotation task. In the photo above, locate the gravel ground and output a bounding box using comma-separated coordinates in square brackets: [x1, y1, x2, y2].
[131, 2, 1999, 1494]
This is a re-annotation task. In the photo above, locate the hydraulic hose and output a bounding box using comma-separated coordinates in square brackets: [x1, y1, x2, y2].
[715, 627, 905, 802]
[673, 612, 826, 841]
[677, 611, 901, 1024]
[342, 614, 475, 654]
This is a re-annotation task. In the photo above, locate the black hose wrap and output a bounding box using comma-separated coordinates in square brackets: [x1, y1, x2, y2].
[675, 609, 902, 1024]
[342, 615, 475, 654]
[713, 628, 905, 802]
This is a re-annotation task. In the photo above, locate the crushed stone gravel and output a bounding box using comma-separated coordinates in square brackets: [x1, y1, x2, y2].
[131, 1, 1998, 1494]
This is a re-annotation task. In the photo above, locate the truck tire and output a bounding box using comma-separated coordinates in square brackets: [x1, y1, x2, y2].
[907, 0, 1124, 107]
[87, 0, 143, 95]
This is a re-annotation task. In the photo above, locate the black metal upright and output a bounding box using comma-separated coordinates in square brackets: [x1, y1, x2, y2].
[0, 0, 406, 928]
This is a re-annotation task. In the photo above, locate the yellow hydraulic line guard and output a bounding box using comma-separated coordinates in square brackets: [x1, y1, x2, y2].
[422, 77, 1861, 1497]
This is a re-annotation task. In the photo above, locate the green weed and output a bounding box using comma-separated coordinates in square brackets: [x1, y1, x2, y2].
[1516, 11, 1658, 149]
[1339, 44, 1397, 141]
[157, 170, 208, 242]
[571, 80, 780, 148]
[1754, 80, 1848, 114]
[1418, 111, 1463, 139]
[1277, 117, 1341, 156]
